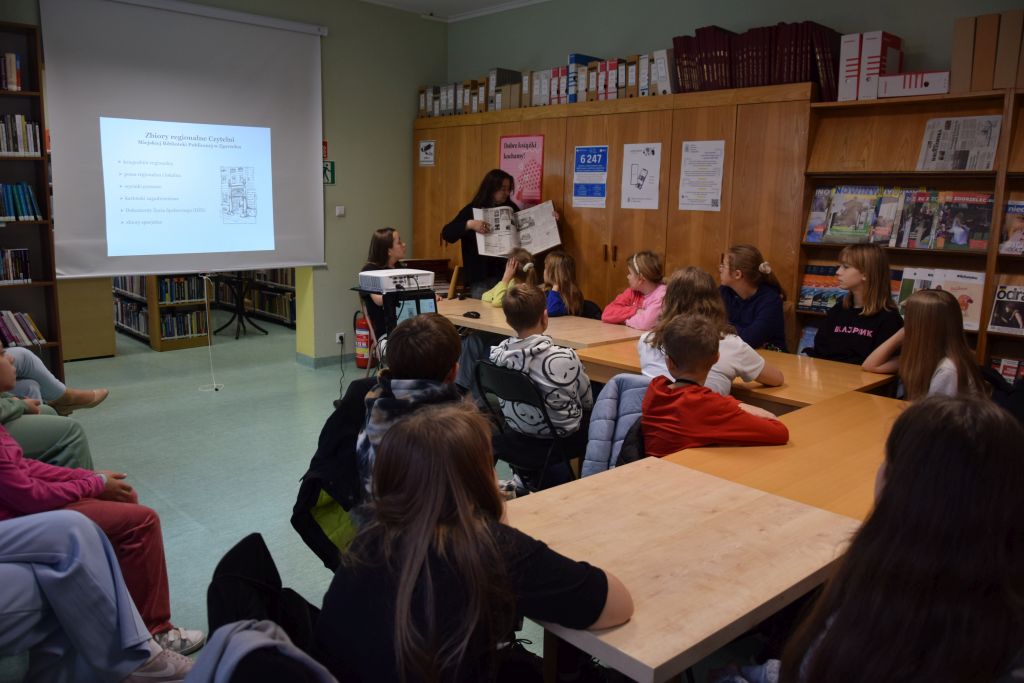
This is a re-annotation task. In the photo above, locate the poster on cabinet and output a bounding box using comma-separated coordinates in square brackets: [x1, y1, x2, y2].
[500, 135, 544, 208]
[620, 142, 661, 210]
[678, 140, 724, 212]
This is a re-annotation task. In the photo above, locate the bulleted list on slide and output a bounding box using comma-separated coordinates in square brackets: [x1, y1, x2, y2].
[99, 117, 275, 257]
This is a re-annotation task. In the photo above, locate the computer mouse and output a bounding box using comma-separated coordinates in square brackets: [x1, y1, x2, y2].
[464, 311, 481, 319]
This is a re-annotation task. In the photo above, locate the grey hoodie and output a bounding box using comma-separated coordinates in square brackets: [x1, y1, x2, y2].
[489, 334, 593, 437]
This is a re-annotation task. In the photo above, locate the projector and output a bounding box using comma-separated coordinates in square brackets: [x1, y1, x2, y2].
[358, 268, 435, 293]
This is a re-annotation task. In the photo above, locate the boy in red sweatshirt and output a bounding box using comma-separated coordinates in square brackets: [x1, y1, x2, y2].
[641, 314, 789, 457]
[0, 349, 204, 655]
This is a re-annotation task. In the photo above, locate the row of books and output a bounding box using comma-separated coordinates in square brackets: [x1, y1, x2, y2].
[1, 53, 22, 92]
[217, 284, 296, 323]
[0, 310, 45, 347]
[0, 249, 31, 284]
[113, 299, 148, 339]
[0, 182, 43, 221]
[0, 114, 42, 157]
[113, 275, 146, 298]
[418, 20, 844, 117]
[157, 275, 207, 304]
[253, 268, 295, 288]
[159, 310, 208, 340]
[804, 186, 994, 252]
[991, 356, 1024, 383]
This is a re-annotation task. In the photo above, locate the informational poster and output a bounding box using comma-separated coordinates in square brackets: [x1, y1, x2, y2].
[418, 140, 436, 167]
[620, 143, 661, 210]
[572, 145, 608, 209]
[500, 135, 544, 208]
[678, 140, 725, 212]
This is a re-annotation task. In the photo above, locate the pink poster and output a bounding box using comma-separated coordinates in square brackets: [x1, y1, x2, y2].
[500, 135, 544, 208]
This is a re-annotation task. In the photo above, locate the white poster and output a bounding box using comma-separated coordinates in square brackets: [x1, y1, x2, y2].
[620, 143, 661, 210]
[678, 140, 725, 212]
[572, 145, 608, 209]
[418, 140, 436, 167]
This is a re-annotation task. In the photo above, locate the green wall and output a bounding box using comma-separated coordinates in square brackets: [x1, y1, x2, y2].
[1, 0, 447, 362]
[447, 0, 1024, 82]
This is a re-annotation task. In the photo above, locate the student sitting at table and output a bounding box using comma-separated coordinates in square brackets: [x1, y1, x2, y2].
[356, 313, 465, 493]
[543, 251, 583, 317]
[639, 267, 783, 396]
[315, 404, 634, 682]
[861, 289, 985, 400]
[801, 244, 903, 366]
[714, 394, 1024, 683]
[490, 284, 593, 445]
[481, 248, 539, 307]
[601, 251, 666, 330]
[718, 244, 788, 350]
[641, 314, 789, 457]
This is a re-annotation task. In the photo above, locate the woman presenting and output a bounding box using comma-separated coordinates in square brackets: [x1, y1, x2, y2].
[441, 169, 519, 299]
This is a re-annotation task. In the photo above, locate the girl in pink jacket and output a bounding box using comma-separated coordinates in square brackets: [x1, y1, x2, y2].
[601, 251, 666, 330]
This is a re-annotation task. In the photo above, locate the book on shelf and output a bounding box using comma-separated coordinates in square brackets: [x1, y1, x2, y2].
[159, 310, 207, 340]
[472, 200, 560, 258]
[0, 114, 42, 156]
[999, 201, 1024, 255]
[157, 275, 206, 304]
[805, 185, 991, 251]
[896, 268, 986, 330]
[112, 275, 147, 298]
[989, 282, 1024, 335]
[0, 310, 45, 347]
[0, 182, 43, 221]
[0, 248, 30, 283]
[113, 298, 148, 337]
[1, 53, 22, 92]
[916, 116, 1002, 172]
[991, 357, 1024, 383]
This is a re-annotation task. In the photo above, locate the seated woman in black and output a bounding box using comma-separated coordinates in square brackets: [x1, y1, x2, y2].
[359, 227, 406, 339]
[441, 169, 518, 299]
[314, 403, 633, 682]
[802, 243, 902, 365]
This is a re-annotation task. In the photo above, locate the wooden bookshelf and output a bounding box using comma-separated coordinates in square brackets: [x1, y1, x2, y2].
[0, 22, 63, 378]
[799, 88, 1024, 364]
[112, 274, 211, 351]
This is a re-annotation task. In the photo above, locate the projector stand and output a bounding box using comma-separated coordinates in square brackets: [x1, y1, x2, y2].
[213, 272, 269, 340]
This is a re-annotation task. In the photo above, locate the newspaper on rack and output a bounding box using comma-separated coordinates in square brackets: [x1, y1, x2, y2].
[473, 200, 561, 257]
[916, 115, 1002, 171]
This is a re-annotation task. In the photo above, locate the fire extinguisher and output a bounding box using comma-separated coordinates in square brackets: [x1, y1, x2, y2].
[354, 311, 373, 369]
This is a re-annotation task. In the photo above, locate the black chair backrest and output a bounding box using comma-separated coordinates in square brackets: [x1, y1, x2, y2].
[581, 299, 602, 320]
[474, 361, 560, 436]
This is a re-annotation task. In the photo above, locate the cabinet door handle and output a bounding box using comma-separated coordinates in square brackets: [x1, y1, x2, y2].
[612, 245, 618, 262]
[603, 244, 609, 262]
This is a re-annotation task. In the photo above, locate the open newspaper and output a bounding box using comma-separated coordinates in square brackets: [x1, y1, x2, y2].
[473, 200, 561, 258]
[916, 116, 1002, 171]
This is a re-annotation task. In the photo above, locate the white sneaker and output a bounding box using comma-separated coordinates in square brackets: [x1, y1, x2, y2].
[153, 627, 206, 656]
[123, 649, 193, 682]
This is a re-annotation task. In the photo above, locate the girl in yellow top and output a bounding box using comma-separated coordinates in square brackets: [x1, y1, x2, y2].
[480, 248, 538, 307]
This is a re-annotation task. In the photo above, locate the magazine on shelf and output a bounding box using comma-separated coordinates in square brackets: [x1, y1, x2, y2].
[991, 357, 1024, 383]
[823, 185, 878, 243]
[915, 115, 1002, 171]
[803, 187, 833, 242]
[871, 187, 902, 245]
[890, 190, 940, 249]
[934, 192, 992, 251]
[989, 283, 1024, 335]
[897, 268, 985, 330]
[473, 200, 560, 258]
[999, 201, 1024, 255]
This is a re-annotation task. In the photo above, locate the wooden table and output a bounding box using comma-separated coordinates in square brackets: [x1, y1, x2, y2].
[666, 391, 906, 521]
[577, 342, 894, 408]
[507, 458, 858, 683]
[437, 298, 643, 349]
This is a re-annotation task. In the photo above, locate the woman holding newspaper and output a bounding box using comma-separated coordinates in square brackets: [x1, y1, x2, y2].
[442, 169, 560, 299]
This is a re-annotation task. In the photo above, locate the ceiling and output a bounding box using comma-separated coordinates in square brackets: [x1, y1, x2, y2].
[359, 0, 553, 22]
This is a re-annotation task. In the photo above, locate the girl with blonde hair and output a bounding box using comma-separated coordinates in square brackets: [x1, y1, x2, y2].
[543, 251, 583, 317]
[480, 247, 539, 307]
[862, 289, 984, 400]
[802, 244, 903, 365]
[601, 251, 667, 330]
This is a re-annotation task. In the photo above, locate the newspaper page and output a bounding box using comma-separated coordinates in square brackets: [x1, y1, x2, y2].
[916, 116, 1002, 171]
[513, 200, 561, 254]
[473, 206, 517, 257]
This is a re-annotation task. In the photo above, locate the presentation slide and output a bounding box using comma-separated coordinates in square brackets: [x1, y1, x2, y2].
[99, 117, 275, 256]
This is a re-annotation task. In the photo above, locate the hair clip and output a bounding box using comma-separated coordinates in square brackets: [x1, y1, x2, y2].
[758, 262, 772, 275]
[522, 262, 534, 271]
